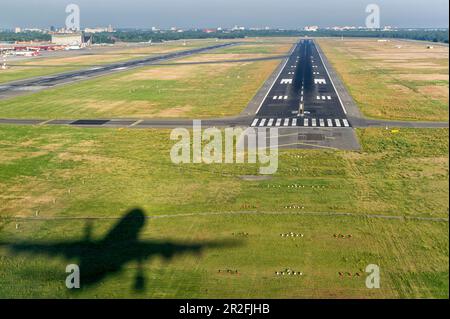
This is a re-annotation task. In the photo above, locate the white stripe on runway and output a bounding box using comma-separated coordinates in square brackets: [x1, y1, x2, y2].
[292, 118, 297, 126]
[327, 96, 332, 100]
[275, 119, 282, 127]
[335, 119, 341, 127]
[327, 119, 333, 127]
[259, 119, 267, 127]
[251, 119, 259, 127]
[267, 119, 274, 127]
[284, 118, 290, 126]
[342, 119, 350, 127]
[312, 119, 317, 127]
[304, 119, 309, 127]
[319, 119, 325, 127]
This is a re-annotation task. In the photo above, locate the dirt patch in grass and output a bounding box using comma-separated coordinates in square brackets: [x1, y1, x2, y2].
[179, 53, 279, 63]
[81, 100, 158, 114]
[397, 74, 449, 81]
[418, 86, 449, 101]
[381, 62, 446, 70]
[388, 84, 414, 94]
[122, 65, 200, 81]
[0, 179, 65, 217]
[57, 152, 111, 164]
[0, 151, 47, 162]
[155, 105, 193, 117]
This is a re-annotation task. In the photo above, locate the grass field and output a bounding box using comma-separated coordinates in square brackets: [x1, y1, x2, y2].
[0, 40, 226, 84]
[0, 37, 448, 299]
[0, 125, 448, 298]
[0, 49, 285, 119]
[317, 38, 449, 122]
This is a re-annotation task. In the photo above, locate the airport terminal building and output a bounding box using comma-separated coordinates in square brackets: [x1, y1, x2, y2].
[51, 32, 92, 47]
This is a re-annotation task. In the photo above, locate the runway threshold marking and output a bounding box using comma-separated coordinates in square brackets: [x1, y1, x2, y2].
[250, 118, 351, 128]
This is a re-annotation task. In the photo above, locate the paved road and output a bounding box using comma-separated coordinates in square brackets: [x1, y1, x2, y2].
[0, 42, 236, 100]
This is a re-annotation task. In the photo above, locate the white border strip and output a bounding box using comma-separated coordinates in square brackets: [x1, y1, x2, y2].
[314, 40, 348, 115]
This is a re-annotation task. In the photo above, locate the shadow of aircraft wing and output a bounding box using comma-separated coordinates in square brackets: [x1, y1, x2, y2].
[135, 239, 240, 261]
[0, 240, 88, 260]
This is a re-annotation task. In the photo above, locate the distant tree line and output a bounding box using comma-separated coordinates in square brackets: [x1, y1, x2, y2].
[1, 29, 448, 45]
[91, 29, 450, 44]
[0, 32, 51, 42]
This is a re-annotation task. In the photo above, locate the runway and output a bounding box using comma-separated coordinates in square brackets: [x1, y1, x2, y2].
[250, 39, 349, 129]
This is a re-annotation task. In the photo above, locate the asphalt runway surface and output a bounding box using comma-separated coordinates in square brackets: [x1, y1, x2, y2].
[251, 39, 350, 129]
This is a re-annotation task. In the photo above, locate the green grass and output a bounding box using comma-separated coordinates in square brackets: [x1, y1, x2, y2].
[0, 125, 448, 298]
[0, 59, 279, 119]
[317, 39, 449, 122]
[0, 214, 447, 298]
[0, 126, 448, 218]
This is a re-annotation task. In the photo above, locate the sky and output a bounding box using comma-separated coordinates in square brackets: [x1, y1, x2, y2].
[0, 0, 448, 29]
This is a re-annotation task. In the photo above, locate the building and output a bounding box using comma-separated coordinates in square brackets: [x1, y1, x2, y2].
[14, 27, 21, 33]
[304, 26, 319, 32]
[84, 25, 114, 33]
[84, 27, 108, 33]
[51, 32, 92, 47]
[232, 25, 246, 31]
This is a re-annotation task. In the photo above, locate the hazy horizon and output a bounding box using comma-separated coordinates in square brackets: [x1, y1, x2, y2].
[1, 0, 448, 29]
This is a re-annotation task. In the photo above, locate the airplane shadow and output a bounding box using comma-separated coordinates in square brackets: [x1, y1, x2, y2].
[0, 208, 240, 292]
